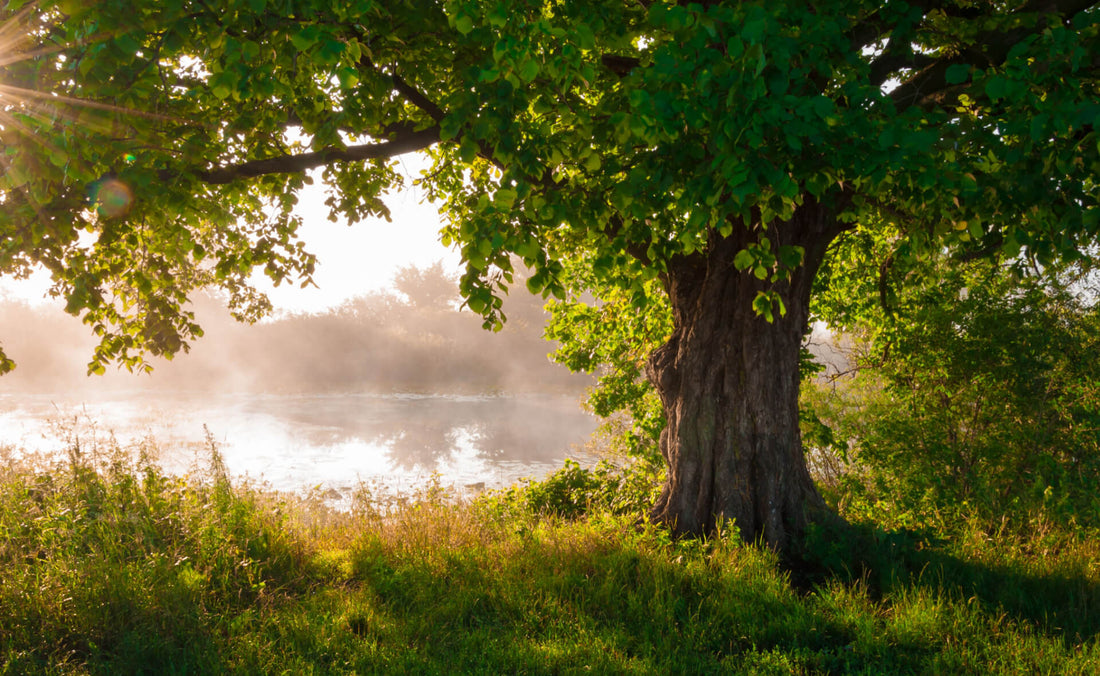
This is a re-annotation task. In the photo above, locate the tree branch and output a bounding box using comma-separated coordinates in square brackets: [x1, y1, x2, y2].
[193, 125, 439, 184]
[390, 71, 447, 122]
[889, 0, 1099, 113]
[601, 54, 640, 77]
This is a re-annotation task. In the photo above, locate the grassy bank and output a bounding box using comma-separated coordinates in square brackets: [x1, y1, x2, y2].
[1, 440, 1098, 675]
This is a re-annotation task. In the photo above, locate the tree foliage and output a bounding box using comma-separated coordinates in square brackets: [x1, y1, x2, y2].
[0, 0, 1093, 371]
[545, 272, 670, 460]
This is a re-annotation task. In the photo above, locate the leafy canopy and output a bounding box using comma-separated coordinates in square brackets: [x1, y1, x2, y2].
[0, 0, 1097, 374]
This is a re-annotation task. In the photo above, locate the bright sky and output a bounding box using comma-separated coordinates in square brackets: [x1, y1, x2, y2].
[0, 152, 462, 315]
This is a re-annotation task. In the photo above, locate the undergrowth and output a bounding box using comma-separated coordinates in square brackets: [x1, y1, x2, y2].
[1, 436, 1098, 675]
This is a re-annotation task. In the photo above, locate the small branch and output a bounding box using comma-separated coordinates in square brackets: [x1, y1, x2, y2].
[878, 252, 895, 317]
[605, 214, 654, 266]
[952, 233, 1005, 262]
[868, 53, 936, 89]
[390, 71, 446, 122]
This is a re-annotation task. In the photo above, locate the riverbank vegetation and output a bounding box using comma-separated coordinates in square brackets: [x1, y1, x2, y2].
[2, 434, 1097, 674]
[0, 263, 586, 396]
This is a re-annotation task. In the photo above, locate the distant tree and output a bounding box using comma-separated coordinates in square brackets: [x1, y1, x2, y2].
[1, 1, 1097, 551]
[393, 262, 459, 311]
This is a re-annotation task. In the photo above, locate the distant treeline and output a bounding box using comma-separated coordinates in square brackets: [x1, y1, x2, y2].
[0, 263, 589, 395]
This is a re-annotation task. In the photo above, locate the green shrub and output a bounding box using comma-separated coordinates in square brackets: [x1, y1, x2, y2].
[807, 261, 1100, 528]
[488, 458, 663, 521]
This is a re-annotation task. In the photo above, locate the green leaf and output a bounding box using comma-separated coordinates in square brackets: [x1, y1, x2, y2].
[487, 4, 508, 28]
[984, 75, 1008, 101]
[454, 14, 475, 35]
[734, 249, 755, 270]
[494, 187, 517, 209]
[779, 245, 804, 269]
[318, 38, 345, 64]
[726, 36, 744, 59]
[575, 24, 596, 51]
[741, 16, 767, 44]
[810, 96, 833, 121]
[467, 295, 487, 314]
[752, 293, 774, 322]
[115, 34, 142, 55]
[290, 25, 321, 52]
[944, 64, 970, 85]
[518, 59, 540, 83]
[336, 67, 360, 89]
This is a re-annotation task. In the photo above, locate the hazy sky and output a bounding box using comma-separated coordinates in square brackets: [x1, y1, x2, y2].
[0, 152, 462, 314]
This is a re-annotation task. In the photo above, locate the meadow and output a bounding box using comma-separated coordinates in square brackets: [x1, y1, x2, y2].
[1, 433, 1097, 675]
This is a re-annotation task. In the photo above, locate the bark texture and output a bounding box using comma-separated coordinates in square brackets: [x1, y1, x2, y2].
[646, 201, 847, 552]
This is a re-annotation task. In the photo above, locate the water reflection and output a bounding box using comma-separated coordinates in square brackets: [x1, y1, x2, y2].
[0, 392, 598, 496]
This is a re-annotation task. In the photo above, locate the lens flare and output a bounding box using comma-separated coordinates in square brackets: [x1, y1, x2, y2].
[89, 177, 133, 218]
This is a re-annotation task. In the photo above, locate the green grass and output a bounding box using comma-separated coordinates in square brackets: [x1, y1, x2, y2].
[1, 439, 1098, 674]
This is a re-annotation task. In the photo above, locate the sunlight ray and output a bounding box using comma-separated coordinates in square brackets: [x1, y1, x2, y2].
[0, 39, 74, 69]
[0, 2, 37, 58]
[0, 83, 187, 124]
[0, 90, 137, 140]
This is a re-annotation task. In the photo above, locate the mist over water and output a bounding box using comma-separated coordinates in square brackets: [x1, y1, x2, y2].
[0, 264, 598, 497]
[0, 391, 597, 498]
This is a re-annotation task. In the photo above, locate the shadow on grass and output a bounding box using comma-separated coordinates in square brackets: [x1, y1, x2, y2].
[792, 518, 1100, 646]
[318, 532, 942, 674]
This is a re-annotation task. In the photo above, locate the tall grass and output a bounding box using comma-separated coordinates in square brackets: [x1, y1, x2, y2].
[1, 435, 1098, 674]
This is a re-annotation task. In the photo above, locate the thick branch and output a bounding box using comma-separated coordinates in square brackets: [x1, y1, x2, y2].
[889, 0, 1099, 112]
[601, 54, 640, 77]
[194, 126, 439, 184]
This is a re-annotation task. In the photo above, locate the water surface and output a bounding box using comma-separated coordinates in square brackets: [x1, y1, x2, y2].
[0, 391, 598, 499]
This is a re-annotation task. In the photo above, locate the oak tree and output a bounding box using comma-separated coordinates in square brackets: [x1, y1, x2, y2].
[1, 0, 1097, 551]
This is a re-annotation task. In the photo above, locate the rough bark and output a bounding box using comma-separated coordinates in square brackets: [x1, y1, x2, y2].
[646, 200, 847, 552]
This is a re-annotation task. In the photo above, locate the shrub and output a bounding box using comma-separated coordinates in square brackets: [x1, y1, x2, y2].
[807, 261, 1100, 527]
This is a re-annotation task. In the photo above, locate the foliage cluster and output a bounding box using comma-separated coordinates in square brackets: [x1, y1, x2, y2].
[545, 275, 671, 460]
[0, 0, 1096, 375]
[491, 458, 664, 521]
[806, 259, 1100, 528]
[1, 434, 1099, 674]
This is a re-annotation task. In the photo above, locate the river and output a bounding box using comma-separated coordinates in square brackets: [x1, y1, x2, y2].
[0, 391, 599, 500]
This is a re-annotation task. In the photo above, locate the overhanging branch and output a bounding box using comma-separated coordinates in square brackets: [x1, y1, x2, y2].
[194, 126, 439, 184]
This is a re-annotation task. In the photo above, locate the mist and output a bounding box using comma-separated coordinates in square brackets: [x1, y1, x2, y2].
[0, 262, 590, 396]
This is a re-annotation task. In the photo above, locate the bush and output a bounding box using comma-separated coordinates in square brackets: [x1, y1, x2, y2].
[807, 261, 1100, 527]
[488, 458, 664, 521]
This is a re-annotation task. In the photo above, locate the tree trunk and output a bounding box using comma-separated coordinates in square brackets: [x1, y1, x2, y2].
[646, 200, 846, 552]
